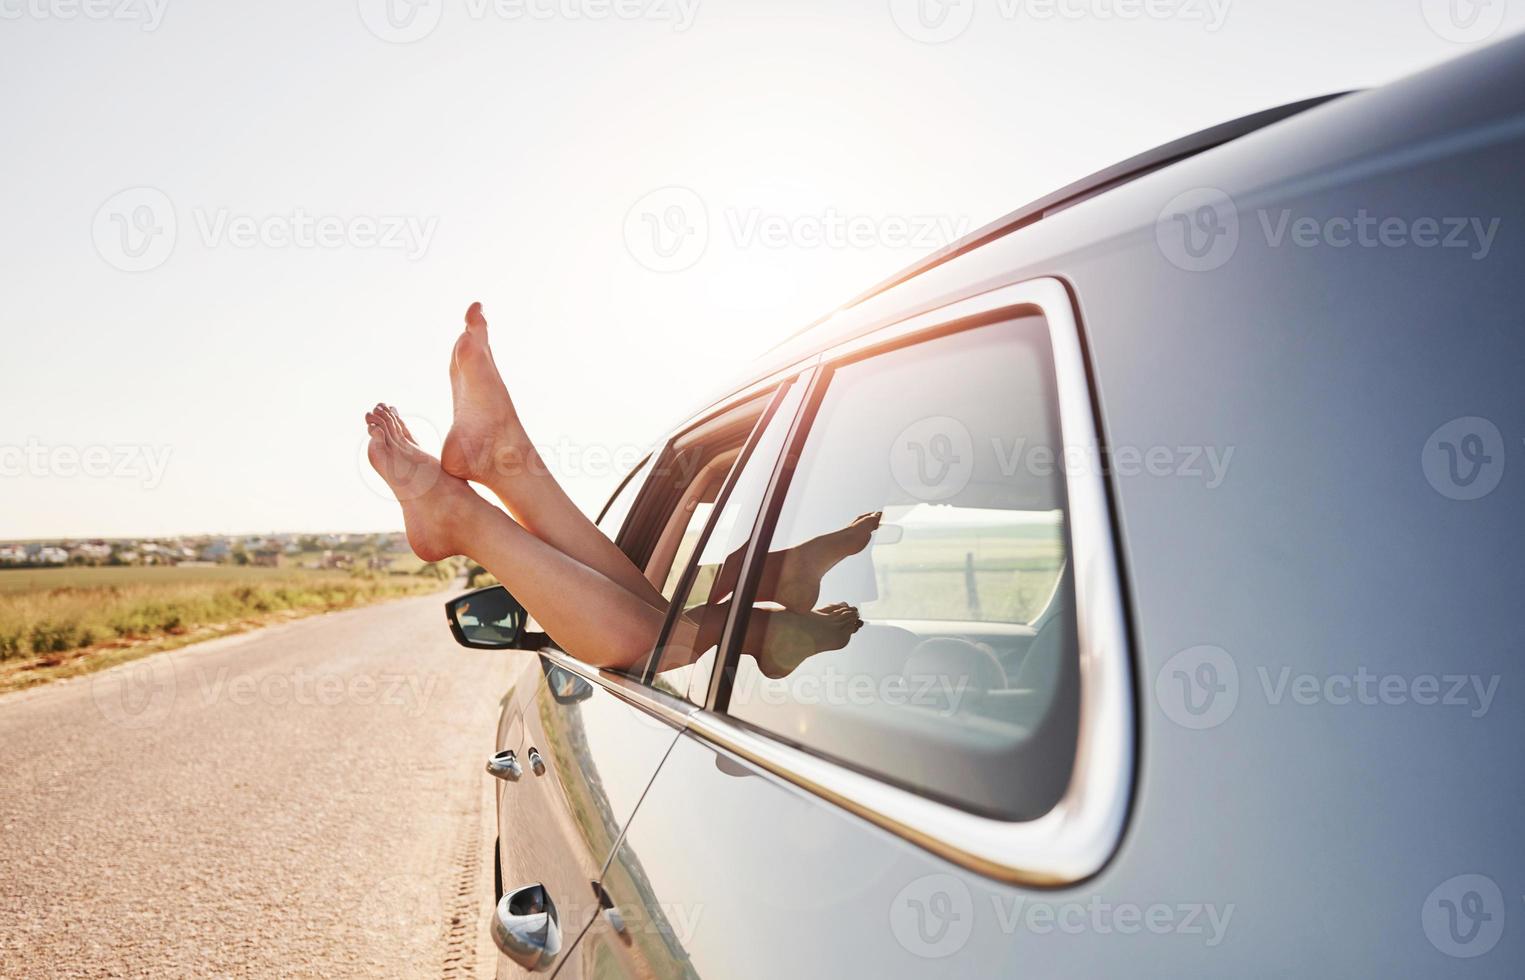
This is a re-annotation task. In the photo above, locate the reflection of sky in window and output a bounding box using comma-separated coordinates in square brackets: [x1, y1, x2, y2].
[891, 504, 1063, 527]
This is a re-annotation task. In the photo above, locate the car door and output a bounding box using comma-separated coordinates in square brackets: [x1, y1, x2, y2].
[565, 283, 1137, 978]
[486, 453, 681, 980]
[489, 379, 809, 979]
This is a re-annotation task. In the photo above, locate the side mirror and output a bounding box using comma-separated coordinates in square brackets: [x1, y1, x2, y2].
[446, 586, 537, 650]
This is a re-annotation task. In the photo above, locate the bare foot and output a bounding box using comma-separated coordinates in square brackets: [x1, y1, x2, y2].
[439, 303, 536, 487]
[366, 403, 486, 562]
[765, 512, 883, 611]
[753, 602, 864, 680]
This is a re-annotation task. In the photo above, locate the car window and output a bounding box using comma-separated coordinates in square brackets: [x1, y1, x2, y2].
[650, 379, 807, 706]
[608, 388, 780, 689]
[660, 502, 715, 598]
[596, 455, 655, 543]
[723, 319, 1079, 820]
[647, 450, 737, 601]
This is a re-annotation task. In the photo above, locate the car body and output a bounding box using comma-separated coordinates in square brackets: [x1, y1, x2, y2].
[459, 34, 1525, 978]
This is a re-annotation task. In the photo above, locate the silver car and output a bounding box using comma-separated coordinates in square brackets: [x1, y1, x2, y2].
[448, 32, 1525, 979]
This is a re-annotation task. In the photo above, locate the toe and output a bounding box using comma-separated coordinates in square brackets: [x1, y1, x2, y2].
[388, 406, 415, 442]
[465, 301, 487, 334]
[379, 407, 402, 442]
[453, 327, 484, 367]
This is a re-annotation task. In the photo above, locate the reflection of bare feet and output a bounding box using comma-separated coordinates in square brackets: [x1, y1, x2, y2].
[366, 404, 486, 562]
[767, 512, 883, 611]
[440, 303, 535, 487]
[754, 603, 863, 680]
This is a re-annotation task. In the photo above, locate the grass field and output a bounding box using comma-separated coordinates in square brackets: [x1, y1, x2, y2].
[0, 564, 380, 594]
[673, 514, 1067, 626]
[0, 564, 454, 692]
[864, 520, 1066, 623]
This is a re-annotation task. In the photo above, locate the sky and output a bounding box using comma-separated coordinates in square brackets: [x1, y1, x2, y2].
[2, 0, 1520, 539]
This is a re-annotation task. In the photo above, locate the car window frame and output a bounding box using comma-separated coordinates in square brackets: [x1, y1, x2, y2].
[685, 277, 1134, 886]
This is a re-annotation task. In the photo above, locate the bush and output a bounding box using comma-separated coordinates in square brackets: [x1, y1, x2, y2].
[466, 565, 498, 590]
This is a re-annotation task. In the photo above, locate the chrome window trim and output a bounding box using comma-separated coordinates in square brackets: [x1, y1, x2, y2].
[551, 278, 1134, 886]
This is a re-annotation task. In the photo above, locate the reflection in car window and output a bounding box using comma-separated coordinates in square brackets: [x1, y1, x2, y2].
[725, 320, 1079, 820]
[651, 380, 806, 706]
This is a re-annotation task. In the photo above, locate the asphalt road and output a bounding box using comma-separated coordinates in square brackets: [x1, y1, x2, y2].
[0, 591, 526, 979]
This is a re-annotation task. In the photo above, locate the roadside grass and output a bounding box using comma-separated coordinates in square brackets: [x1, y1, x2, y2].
[0, 565, 454, 695]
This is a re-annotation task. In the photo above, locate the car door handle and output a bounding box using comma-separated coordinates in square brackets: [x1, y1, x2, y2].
[491, 883, 562, 971]
[486, 749, 523, 781]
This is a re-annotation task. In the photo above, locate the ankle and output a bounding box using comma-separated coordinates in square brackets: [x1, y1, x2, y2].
[475, 440, 543, 496]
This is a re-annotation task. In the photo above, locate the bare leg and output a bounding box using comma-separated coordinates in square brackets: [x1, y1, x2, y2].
[440, 303, 666, 610]
[372, 401, 861, 676]
[368, 405, 664, 669]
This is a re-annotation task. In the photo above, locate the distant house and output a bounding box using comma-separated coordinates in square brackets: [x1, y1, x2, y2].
[251, 547, 282, 568]
[70, 542, 112, 564]
[0, 545, 27, 564]
[200, 540, 231, 562]
[38, 547, 69, 565]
